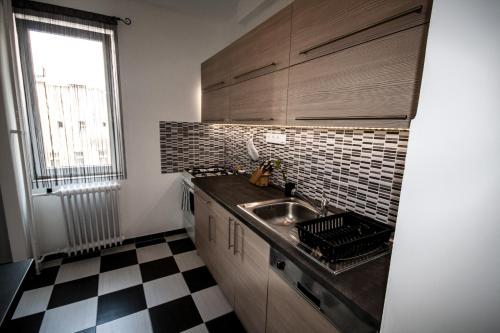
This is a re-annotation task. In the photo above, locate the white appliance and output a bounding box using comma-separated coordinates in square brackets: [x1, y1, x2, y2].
[181, 167, 234, 242]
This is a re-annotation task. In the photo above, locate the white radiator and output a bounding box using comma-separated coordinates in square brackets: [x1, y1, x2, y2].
[57, 182, 122, 255]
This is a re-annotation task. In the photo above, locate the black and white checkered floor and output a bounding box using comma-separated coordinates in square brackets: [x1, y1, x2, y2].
[4, 231, 246, 333]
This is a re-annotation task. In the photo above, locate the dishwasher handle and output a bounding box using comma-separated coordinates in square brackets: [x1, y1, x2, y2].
[297, 281, 321, 310]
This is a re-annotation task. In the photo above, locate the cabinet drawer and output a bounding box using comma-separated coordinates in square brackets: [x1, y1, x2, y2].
[287, 25, 428, 128]
[229, 69, 288, 125]
[290, 0, 432, 65]
[231, 5, 291, 84]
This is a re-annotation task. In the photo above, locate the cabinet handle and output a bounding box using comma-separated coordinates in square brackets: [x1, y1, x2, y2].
[231, 117, 274, 122]
[233, 223, 238, 255]
[294, 115, 408, 121]
[228, 218, 234, 250]
[298, 5, 424, 55]
[208, 215, 212, 242]
[297, 282, 321, 310]
[203, 81, 225, 90]
[233, 62, 277, 80]
[234, 223, 243, 259]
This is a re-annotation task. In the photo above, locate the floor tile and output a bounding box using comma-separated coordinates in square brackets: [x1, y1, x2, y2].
[122, 238, 136, 245]
[136, 242, 172, 264]
[22, 266, 59, 291]
[100, 250, 138, 273]
[168, 238, 196, 255]
[164, 233, 189, 242]
[3, 311, 44, 333]
[143, 273, 190, 308]
[40, 297, 98, 333]
[149, 295, 203, 333]
[135, 233, 166, 244]
[205, 312, 245, 333]
[173, 250, 204, 272]
[77, 328, 96, 333]
[48, 275, 98, 309]
[96, 285, 147, 325]
[136, 238, 166, 248]
[96, 309, 152, 333]
[55, 257, 101, 284]
[98, 265, 142, 296]
[164, 229, 187, 237]
[42, 258, 63, 269]
[101, 243, 136, 256]
[191, 286, 232, 322]
[181, 324, 209, 333]
[12, 285, 53, 319]
[182, 266, 216, 293]
[62, 250, 101, 264]
[139, 257, 179, 283]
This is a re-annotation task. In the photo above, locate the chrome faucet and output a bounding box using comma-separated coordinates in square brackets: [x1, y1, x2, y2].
[291, 188, 329, 216]
[319, 193, 329, 216]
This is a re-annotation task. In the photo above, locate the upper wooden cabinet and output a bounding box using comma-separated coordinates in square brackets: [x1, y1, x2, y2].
[287, 25, 427, 128]
[200, 0, 432, 127]
[290, 0, 433, 65]
[201, 86, 229, 123]
[229, 69, 288, 125]
[230, 5, 292, 84]
[201, 47, 232, 92]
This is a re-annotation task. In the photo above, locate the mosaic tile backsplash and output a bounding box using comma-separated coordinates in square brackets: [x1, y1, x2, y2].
[159, 121, 408, 224]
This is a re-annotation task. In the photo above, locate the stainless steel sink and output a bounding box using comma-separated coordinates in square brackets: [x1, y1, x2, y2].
[237, 197, 321, 226]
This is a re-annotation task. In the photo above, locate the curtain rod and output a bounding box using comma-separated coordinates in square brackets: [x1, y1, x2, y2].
[12, 0, 132, 26]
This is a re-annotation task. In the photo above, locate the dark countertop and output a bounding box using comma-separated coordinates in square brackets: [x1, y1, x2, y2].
[192, 175, 390, 329]
[0, 259, 33, 325]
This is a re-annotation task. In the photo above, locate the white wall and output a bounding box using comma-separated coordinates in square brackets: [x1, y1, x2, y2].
[381, 1, 500, 332]
[31, 0, 292, 253]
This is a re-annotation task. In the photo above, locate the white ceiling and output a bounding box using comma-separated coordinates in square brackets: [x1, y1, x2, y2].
[142, 0, 240, 21]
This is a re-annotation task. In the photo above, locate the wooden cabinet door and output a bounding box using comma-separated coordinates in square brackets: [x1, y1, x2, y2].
[210, 211, 237, 306]
[201, 47, 232, 92]
[266, 269, 340, 333]
[229, 69, 288, 125]
[194, 192, 216, 269]
[201, 86, 229, 123]
[232, 221, 270, 333]
[287, 25, 427, 128]
[231, 5, 291, 84]
[290, 0, 432, 65]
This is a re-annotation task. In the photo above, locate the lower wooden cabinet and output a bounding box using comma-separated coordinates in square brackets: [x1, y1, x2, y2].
[233, 219, 270, 333]
[194, 191, 215, 269]
[266, 269, 340, 333]
[211, 211, 237, 306]
[194, 190, 269, 333]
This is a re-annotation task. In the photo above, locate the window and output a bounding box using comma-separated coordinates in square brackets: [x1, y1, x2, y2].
[74, 151, 84, 165]
[14, 3, 126, 188]
[49, 152, 60, 168]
